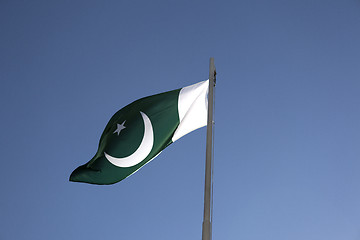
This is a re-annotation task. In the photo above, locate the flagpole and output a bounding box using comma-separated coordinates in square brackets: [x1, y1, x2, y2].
[202, 57, 216, 240]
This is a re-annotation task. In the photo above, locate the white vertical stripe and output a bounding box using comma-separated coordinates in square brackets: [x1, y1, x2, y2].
[172, 80, 209, 142]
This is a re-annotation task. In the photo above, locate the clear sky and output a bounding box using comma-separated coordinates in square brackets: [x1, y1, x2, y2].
[1, 0, 360, 239]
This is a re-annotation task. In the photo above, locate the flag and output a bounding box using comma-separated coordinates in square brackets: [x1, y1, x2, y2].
[70, 80, 209, 185]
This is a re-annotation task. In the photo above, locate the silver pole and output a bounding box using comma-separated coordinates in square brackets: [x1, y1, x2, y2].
[202, 57, 215, 240]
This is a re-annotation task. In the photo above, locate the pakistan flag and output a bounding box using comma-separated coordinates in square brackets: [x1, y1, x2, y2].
[70, 80, 209, 185]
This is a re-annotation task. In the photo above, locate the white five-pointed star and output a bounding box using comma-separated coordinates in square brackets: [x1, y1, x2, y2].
[113, 121, 126, 135]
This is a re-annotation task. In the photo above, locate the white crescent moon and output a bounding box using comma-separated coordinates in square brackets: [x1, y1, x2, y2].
[104, 111, 154, 168]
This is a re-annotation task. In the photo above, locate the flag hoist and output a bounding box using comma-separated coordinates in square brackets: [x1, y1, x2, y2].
[70, 58, 216, 240]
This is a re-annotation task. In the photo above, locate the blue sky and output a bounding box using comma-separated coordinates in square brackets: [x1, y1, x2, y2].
[1, 0, 360, 239]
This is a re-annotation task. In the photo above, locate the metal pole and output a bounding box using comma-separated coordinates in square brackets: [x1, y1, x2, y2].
[202, 57, 215, 240]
